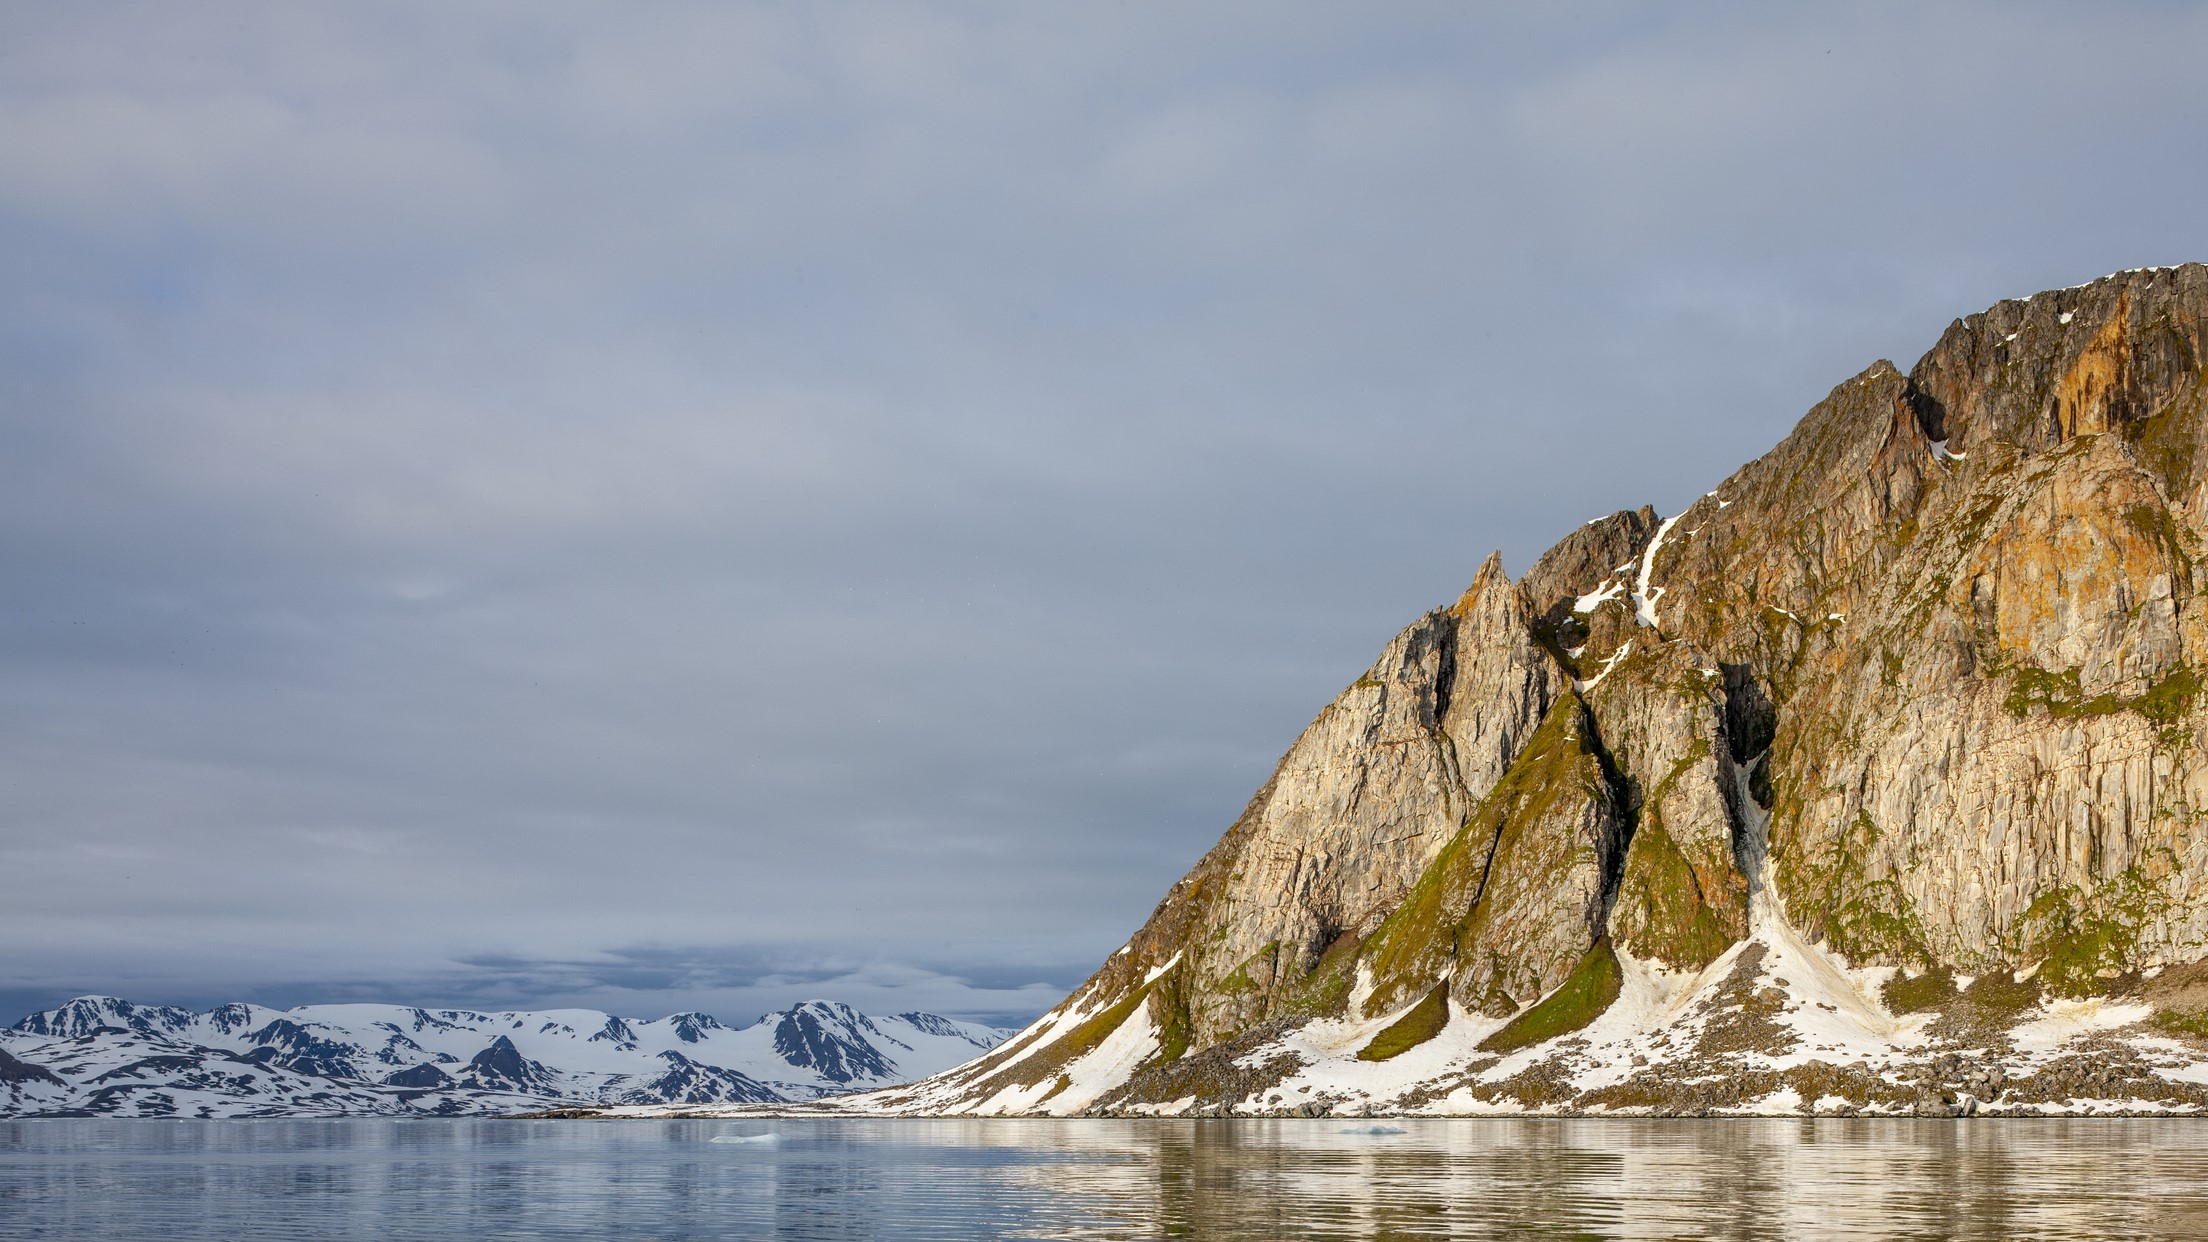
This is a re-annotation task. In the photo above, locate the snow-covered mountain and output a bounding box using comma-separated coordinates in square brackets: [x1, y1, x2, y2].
[0, 996, 1010, 1118]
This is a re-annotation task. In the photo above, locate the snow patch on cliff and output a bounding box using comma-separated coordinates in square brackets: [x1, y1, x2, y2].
[1574, 642, 1631, 693]
[1573, 579, 1625, 614]
[1632, 511, 1685, 629]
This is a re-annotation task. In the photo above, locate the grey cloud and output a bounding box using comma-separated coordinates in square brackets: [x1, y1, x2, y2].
[0, 941, 1082, 1028]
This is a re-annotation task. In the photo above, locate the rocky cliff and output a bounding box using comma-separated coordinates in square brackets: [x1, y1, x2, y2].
[661, 266, 2208, 1120]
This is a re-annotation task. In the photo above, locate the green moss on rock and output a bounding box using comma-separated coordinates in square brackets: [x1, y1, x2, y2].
[2008, 871, 2166, 998]
[1215, 943, 1277, 997]
[1356, 984, 1450, 1062]
[1276, 930, 1364, 1020]
[2135, 665, 2199, 728]
[1144, 969, 1194, 1067]
[2004, 662, 2198, 733]
[1000, 961, 1188, 1091]
[1050, 984, 1154, 1067]
[2005, 665, 2096, 718]
[1610, 820, 1741, 970]
[1881, 969, 1958, 1014]
[1357, 700, 1608, 1016]
[1478, 938, 1622, 1054]
[1606, 729, 1749, 971]
[1788, 811, 1933, 966]
[2152, 1010, 2208, 1041]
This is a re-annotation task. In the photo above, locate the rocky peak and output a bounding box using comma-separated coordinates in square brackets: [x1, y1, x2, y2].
[13, 997, 192, 1041]
[203, 1003, 260, 1035]
[1520, 505, 1659, 628]
[462, 1035, 554, 1093]
[1914, 265, 2208, 468]
[588, 1015, 638, 1047]
[664, 1012, 723, 1043]
[772, 1001, 897, 1082]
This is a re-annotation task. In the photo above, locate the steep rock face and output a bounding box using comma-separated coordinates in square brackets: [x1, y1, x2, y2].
[1594, 642, 1749, 973]
[1489, 264, 2208, 993]
[1023, 551, 1564, 1060]
[903, 265, 2208, 1117]
[1749, 274, 2208, 989]
[772, 1002, 896, 1083]
[1357, 697, 1629, 1021]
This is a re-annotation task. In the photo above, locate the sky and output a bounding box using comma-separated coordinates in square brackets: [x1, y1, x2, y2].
[3, 2, 2206, 1029]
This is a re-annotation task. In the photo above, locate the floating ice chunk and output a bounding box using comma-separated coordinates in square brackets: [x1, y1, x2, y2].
[1339, 1124, 1406, 1135]
[710, 1134, 780, 1145]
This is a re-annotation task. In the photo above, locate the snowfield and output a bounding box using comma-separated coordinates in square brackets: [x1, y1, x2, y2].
[0, 997, 1009, 1118]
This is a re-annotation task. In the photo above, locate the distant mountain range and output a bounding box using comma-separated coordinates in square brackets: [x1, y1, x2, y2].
[0, 995, 1010, 1117]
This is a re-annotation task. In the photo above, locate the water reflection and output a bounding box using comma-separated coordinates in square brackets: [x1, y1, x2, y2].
[3, 1117, 2206, 1239]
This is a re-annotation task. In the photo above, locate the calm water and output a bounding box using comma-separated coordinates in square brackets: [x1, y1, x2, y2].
[4, 1117, 2207, 1240]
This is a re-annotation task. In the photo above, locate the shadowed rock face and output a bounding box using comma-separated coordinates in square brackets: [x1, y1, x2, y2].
[463, 1036, 553, 1093]
[771, 1003, 897, 1083]
[635, 1050, 782, 1105]
[916, 264, 2208, 1114]
[588, 1016, 638, 1047]
[0, 1047, 63, 1087]
[382, 1062, 452, 1089]
[665, 1013, 724, 1043]
[244, 1020, 364, 1080]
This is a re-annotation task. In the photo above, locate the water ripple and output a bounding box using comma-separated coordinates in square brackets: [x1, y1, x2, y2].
[3, 1117, 2205, 1239]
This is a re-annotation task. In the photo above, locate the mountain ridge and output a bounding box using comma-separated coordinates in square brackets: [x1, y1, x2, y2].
[0, 995, 1010, 1118]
